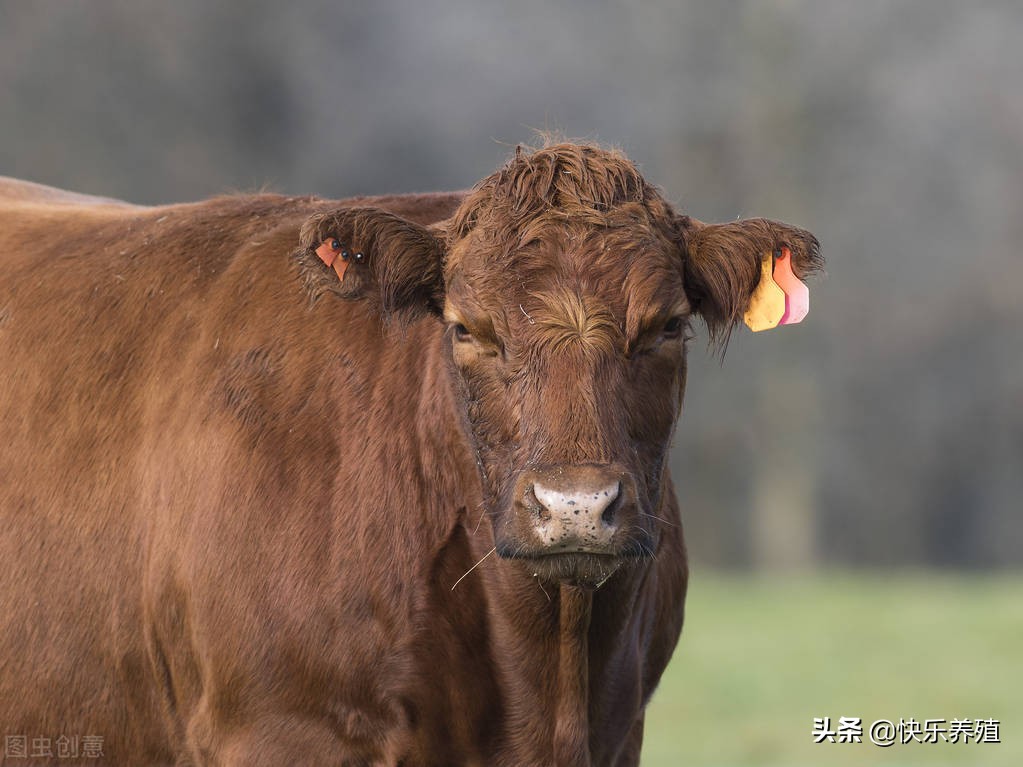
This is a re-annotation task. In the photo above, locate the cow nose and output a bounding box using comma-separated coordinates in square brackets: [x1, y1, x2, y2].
[522, 465, 624, 551]
[533, 480, 620, 526]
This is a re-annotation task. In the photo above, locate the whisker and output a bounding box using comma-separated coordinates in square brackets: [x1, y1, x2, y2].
[644, 541, 660, 563]
[450, 546, 497, 591]
[472, 502, 487, 536]
[640, 510, 677, 528]
[534, 574, 551, 601]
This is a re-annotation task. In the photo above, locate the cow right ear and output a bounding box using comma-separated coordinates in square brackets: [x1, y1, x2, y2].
[297, 207, 447, 321]
[679, 215, 822, 345]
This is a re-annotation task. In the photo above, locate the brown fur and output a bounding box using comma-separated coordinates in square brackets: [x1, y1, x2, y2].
[0, 144, 819, 766]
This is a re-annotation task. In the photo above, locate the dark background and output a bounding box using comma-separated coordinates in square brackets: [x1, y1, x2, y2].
[3, 0, 1020, 570]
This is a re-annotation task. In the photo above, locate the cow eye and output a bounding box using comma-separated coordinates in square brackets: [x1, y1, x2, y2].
[453, 323, 473, 342]
[661, 316, 684, 339]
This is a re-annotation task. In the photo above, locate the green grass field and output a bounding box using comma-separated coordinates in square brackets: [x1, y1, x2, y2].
[641, 571, 1023, 767]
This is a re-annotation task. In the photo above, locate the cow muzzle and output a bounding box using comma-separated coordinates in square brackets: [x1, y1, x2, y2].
[504, 464, 645, 557]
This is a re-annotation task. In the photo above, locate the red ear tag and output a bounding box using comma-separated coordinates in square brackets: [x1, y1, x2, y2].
[315, 239, 340, 267]
[315, 238, 350, 282]
[772, 246, 810, 325]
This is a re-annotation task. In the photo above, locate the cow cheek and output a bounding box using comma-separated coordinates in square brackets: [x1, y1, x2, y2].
[453, 364, 520, 495]
[626, 360, 684, 498]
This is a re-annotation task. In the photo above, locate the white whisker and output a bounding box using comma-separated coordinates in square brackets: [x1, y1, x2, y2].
[534, 573, 551, 601]
[451, 546, 497, 591]
[640, 511, 677, 528]
[472, 503, 487, 536]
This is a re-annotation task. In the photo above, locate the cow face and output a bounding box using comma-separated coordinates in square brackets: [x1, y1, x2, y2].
[300, 144, 821, 587]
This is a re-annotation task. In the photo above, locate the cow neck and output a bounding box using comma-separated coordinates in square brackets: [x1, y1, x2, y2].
[554, 584, 593, 767]
[467, 551, 597, 766]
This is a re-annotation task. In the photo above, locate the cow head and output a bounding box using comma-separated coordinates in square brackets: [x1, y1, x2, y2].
[300, 143, 821, 587]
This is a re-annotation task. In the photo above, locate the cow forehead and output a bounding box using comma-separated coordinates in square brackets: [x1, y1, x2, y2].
[443, 224, 683, 347]
[446, 221, 684, 320]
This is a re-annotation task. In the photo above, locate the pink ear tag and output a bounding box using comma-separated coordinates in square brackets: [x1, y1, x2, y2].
[743, 252, 786, 332]
[772, 246, 810, 325]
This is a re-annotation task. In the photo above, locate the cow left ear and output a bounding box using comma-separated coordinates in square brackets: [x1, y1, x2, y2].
[298, 207, 446, 320]
[678, 215, 823, 344]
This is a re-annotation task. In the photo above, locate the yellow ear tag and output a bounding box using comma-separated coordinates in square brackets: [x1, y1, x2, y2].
[743, 252, 786, 332]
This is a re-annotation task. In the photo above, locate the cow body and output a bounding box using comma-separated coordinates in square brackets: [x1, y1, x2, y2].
[1, 144, 818, 766]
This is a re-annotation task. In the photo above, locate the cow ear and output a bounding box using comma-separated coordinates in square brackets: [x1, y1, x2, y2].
[297, 207, 446, 320]
[679, 216, 822, 344]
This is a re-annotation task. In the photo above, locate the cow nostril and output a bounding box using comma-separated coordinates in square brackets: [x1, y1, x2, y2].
[600, 482, 621, 526]
[525, 484, 551, 522]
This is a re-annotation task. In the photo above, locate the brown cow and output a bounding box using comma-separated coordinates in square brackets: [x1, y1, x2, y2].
[0, 143, 820, 766]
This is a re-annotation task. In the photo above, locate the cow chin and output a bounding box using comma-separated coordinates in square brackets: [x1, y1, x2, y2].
[495, 539, 652, 589]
